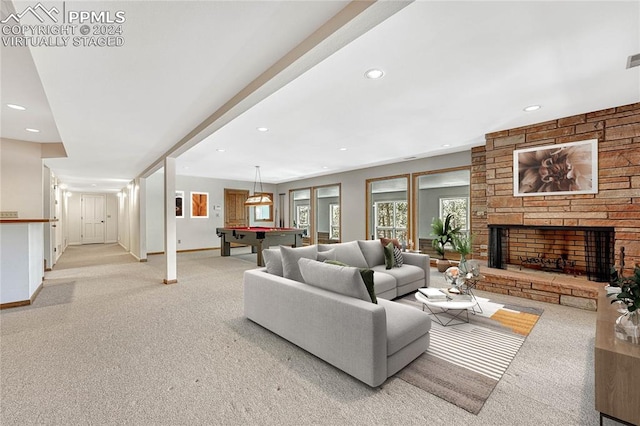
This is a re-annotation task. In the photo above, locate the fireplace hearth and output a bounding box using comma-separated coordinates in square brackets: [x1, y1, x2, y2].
[488, 224, 615, 282]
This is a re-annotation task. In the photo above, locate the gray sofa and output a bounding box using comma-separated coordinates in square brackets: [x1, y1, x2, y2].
[243, 240, 432, 387]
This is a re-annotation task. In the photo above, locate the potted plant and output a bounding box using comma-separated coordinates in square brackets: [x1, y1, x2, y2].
[452, 232, 474, 273]
[609, 265, 640, 344]
[431, 214, 461, 272]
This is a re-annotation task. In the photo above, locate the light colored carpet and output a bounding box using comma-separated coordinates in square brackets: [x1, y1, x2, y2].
[0, 244, 617, 425]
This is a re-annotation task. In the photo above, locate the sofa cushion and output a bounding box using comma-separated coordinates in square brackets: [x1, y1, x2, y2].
[379, 299, 432, 356]
[324, 259, 376, 304]
[372, 271, 396, 296]
[318, 241, 368, 269]
[298, 258, 371, 303]
[371, 264, 424, 286]
[281, 245, 318, 282]
[357, 240, 385, 268]
[316, 248, 336, 262]
[262, 248, 283, 276]
[383, 242, 395, 269]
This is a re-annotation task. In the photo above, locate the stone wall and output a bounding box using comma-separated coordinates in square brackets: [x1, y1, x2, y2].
[470, 102, 640, 308]
[472, 102, 640, 267]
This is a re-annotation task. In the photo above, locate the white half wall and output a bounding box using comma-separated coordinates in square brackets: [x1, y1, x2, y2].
[0, 138, 43, 218]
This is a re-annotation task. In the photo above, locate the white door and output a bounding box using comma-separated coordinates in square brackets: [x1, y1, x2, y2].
[82, 194, 105, 244]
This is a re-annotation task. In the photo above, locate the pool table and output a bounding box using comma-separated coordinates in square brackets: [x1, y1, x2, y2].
[216, 227, 305, 266]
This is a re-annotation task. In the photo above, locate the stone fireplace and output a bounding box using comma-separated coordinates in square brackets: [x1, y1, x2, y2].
[468, 102, 640, 310]
[488, 225, 615, 282]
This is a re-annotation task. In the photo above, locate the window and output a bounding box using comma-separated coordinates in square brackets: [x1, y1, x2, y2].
[254, 192, 273, 221]
[329, 203, 340, 240]
[367, 175, 409, 241]
[375, 200, 408, 242]
[296, 205, 310, 237]
[439, 197, 468, 231]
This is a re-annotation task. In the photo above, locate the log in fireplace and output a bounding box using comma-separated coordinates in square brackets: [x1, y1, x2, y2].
[488, 224, 615, 282]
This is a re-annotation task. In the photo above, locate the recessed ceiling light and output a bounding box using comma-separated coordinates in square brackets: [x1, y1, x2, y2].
[26, 128, 40, 133]
[216, 148, 225, 152]
[364, 68, 384, 79]
[339, 147, 347, 151]
[7, 104, 26, 111]
[91, 184, 97, 187]
[257, 127, 269, 132]
[442, 144, 451, 148]
[523, 105, 541, 112]
[322, 166, 329, 169]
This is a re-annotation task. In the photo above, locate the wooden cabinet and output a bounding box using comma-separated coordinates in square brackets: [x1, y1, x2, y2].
[594, 289, 640, 425]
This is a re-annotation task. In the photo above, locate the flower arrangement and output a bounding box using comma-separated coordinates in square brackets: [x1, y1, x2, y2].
[609, 265, 640, 314]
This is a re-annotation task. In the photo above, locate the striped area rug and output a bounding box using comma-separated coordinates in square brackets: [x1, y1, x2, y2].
[394, 294, 542, 414]
[427, 322, 525, 381]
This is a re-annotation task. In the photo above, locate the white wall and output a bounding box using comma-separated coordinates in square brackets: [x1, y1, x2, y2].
[66, 192, 82, 245]
[0, 138, 43, 218]
[105, 194, 118, 243]
[118, 189, 130, 250]
[145, 172, 277, 253]
[128, 178, 146, 260]
[275, 151, 471, 243]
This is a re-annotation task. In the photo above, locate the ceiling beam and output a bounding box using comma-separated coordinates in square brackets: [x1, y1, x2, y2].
[138, 0, 413, 179]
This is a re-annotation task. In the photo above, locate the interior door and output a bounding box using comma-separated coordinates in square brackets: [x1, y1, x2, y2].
[224, 189, 249, 227]
[82, 194, 105, 244]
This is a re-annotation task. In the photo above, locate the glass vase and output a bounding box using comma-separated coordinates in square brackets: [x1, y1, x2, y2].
[614, 310, 640, 344]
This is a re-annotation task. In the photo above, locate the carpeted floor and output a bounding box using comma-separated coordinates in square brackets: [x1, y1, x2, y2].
[0, 244, 617, 425]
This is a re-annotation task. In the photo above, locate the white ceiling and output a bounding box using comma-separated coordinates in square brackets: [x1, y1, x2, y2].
[2, 1, 639, 192]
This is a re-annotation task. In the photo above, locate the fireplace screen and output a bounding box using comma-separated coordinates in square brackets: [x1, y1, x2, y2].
[488, 225, 614, 282]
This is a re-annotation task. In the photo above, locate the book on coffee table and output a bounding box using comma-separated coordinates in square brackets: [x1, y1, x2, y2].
[418, 287, 447, 300]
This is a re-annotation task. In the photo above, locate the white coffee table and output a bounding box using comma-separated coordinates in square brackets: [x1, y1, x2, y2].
[415, 290, 479, 326]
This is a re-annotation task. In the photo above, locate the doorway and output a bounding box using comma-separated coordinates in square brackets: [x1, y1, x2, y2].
[224, 189, 249, 227]
[81, 194, 106, 244]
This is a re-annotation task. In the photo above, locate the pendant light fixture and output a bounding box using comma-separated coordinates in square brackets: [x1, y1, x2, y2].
[245, 166, 273, 206]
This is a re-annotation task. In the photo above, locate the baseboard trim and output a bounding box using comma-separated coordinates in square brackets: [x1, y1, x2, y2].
[31, 282, 43, 303]
[0, 282, 43, 310]
[148, 247, 221, 256]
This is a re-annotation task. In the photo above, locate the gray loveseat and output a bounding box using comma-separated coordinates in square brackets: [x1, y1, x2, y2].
[243, 240, 432, 387]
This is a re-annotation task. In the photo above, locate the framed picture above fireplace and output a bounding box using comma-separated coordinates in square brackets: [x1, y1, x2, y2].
[513, 139, 598, 196]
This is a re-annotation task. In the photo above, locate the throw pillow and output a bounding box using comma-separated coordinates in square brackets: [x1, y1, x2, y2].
[393, 246, 404, 267]
[383, 242, 395, 270]
[262, 248, 283, 276]
[316, 248, 336, 262]
[318, 241, 368, 268]
[379, 237, 401, 249]
[357, 240, 385, 268]
[324, 260, 377, 304]
[280, 245, 318, 282]
[299, 258, 372, 303]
